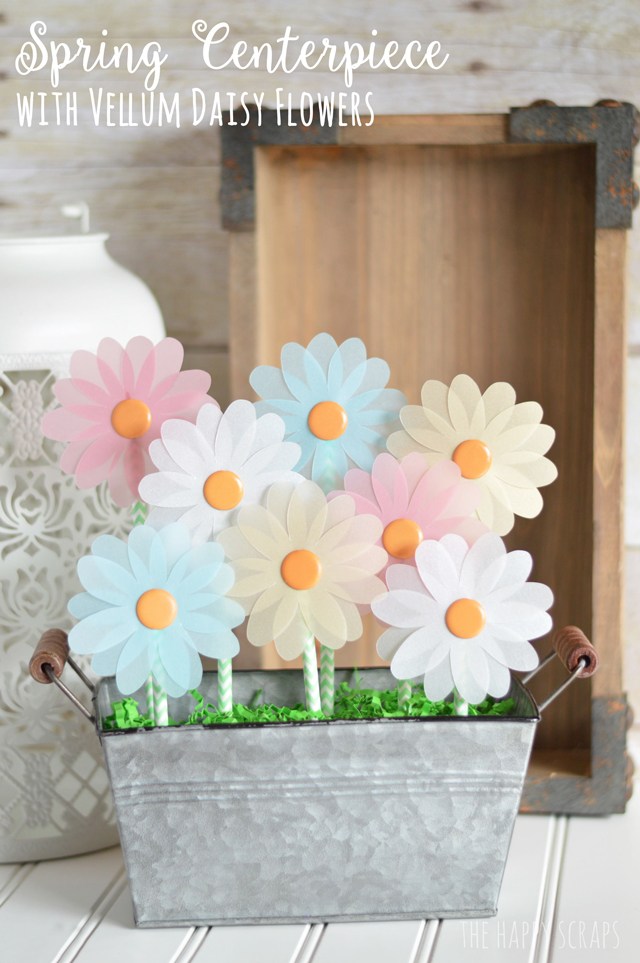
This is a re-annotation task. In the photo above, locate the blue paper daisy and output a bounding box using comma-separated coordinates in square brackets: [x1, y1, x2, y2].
[249, 334, 406, 492]
[68, 523, 244, 697]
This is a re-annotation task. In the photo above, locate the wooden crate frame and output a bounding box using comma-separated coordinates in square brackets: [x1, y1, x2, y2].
[220, 104, 638, 814]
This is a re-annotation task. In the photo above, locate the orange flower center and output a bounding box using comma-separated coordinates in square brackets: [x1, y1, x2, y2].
[203, 470, 244, 510]
[136, 589, 178, 630]
[111, 398, 152, 439]
[280, 549, 322, 590]
[445, 598, 487, 639]
[382, 518, 424, 560]
[452, 438, 493, 479]
[307, 401, 348, 440]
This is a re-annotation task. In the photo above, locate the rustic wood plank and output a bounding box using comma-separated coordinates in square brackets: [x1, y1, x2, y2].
[229, 232, 257, 400]
[0, 847, 123, 963]
[183, 347, 230, 409]
[592, 230, 627, 699]
[432, 815, 555, 961]
[340, 114, 507, 145]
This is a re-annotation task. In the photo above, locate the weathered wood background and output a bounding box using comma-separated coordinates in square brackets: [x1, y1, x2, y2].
[1, 0, 640, 709]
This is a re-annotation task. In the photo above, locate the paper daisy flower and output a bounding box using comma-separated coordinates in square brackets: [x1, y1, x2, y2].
[68, 523, 244, 697]
[138, 400, 302, 544]
[372, 532, 553, 705]
[336, 453, 487, 574]
[42, 337, 214, 507]
[218, 480, 386, 659]
[249, 333, 406, 493]
[387, 375, 557, 535]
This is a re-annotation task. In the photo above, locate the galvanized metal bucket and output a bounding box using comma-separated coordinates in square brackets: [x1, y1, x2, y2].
[29, 626, 598, 927]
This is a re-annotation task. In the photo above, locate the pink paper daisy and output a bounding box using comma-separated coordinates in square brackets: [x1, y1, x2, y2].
[336, 452, 487, 576]
[42, 337, 215, 507]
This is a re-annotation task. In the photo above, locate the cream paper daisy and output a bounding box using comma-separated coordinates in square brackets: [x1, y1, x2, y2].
[387, 374, 557, 535]
[218, 480, 386, 660]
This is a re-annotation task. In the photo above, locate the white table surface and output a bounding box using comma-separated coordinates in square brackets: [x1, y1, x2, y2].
[2, 733, 638, 963]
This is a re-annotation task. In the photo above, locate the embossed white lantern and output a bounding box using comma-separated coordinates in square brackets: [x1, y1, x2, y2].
[0, 226, 164, 861]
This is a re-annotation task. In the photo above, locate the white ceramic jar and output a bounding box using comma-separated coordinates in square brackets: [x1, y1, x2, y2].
[0, 231, 165, 861]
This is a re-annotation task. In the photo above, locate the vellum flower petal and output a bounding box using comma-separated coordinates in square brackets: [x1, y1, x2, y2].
[481, 382, 517, 424]
[287, 481, 328, 545]
[384, 563, 425, 593]
[302, 590, 348, 648]
[77, 555, 138, 605]
[148, 438, 183, 473]
[69, 606, 137, 654]
[414, 536, 467, 603]
[192, 628, 240, 660]
[448, 375, 482, 433]
[390, 627, 438, 679]
[326, 572, 386, 605]
[485, 654, 512, 698]
[459, 533, 506, 597]
[482, 635, 540, 671]
[376, 626, 409, 663]
[422, 652, 455, 700]
[115, 631, 153, 694]
[493, 457, 558, 489]
[488, 601, 552, 639]
[504, 484, 544, 519]
[139, 471, 200, 507]
[509, 581, 554, 610]
[91, 533, 132, 571]
[92, 643, 125, 678]
[420, 380, 449, 420]
[488, 421, 544, 457]
[68, 592, 111, 620]
[476, 549, 530, 599]
[372, 589, 440, 628]
[273, 615, 309, 660]
[451, 642, 490, 704]
[158, 420, 209, 476]
[158, 629, 202, 694]
[478, 476, 516, 536]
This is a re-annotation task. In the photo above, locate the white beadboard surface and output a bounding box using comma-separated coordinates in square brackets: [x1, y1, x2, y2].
[0, 729, 637, 963]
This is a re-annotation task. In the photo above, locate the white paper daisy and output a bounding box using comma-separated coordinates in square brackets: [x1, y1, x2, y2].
[372, 532, 553, 705]
[387, 374, 557, 535]
[218, 480, 386, 660]
[138, 400, 302, 544]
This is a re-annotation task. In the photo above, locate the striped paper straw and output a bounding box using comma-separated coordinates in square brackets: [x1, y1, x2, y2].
[145, 675, 155, 723]
[302, 635, 321, 714]
[398, 680, 412, 709]
[153, 674, 169, 726]
[453, 687, 469, 717]
[217, 658, 233, 714]
[320, 645, 335, 716]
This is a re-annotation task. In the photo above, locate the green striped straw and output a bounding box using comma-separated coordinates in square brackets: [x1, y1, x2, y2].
[217, 658, 233, 714]
[453, 687, 469, 717]
[320, 644, 335, 716]
[145, 676, 155, 720]
[398, 680, 412, 709]
[302, 635, 321, 714]
[131, 500, 169, 727]
[152, 672, 169, 726]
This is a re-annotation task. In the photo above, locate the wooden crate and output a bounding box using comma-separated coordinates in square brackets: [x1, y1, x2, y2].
[220, 105, 638, 814]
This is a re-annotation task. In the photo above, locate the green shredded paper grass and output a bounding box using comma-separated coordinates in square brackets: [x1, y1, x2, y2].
[103, 682, 515, 731]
